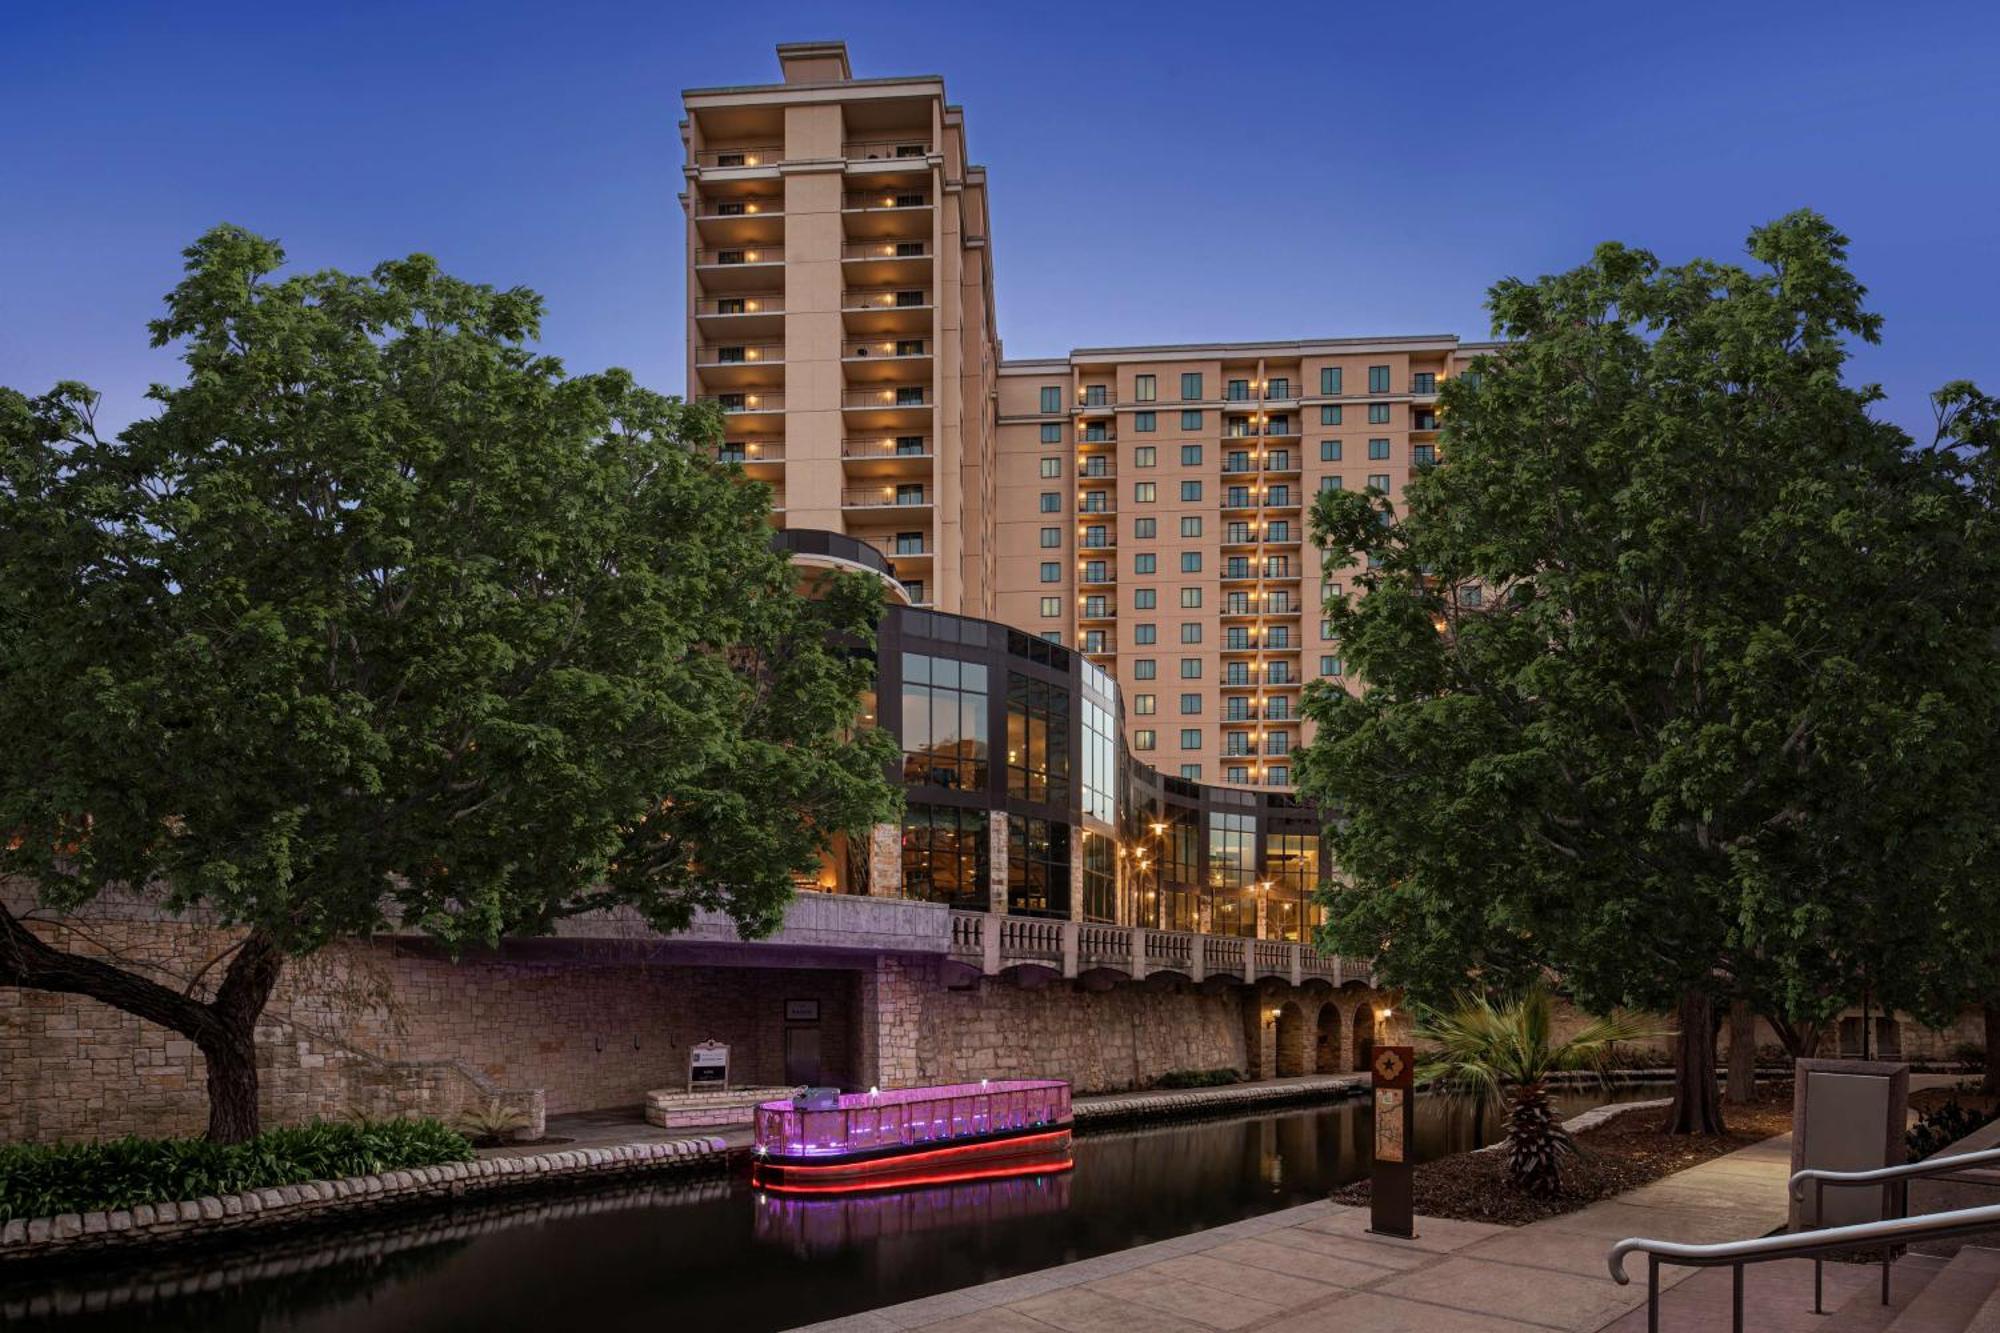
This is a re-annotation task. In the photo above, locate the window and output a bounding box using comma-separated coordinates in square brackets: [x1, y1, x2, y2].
[1135, 481, 1157, 503]
[1081, 595, 1108, 618]
[1082, 384, 1109, 407]
[1180, 551, 1202, 572]
[1039, 527, 1061, 548]
[1040, 457, 1061, 478]
[1226, 378, 1250, 402]
[1135, 693, 1156, 714]
[1180, 480, 1202, 502]
[1319, 366, 1343, 396]
[1039, 491, 1061, 513]
[1180, 623, 1202, 643]
[1134, 588, 1157, 609]
[1082, 559, 1108, 582]
[1267, 732, 1291, 756]
[1320, 405, 1342, 426]
[1321, 618, 1336, 640]
[1368, 438, 1391, 460]
[1368, 403, 1391, 425]
[1226, 765, 1250, 784]
[1320, 475, 1343, 492]
[1320, 439, 1343, 463]
[1082, 524, 1108, 547]
[1177, 692, 1201, 715]
[1042, 631, 1062, 644]
[1368, 474, 1391, 491]
[1007, 815, 1070, 917]
[1180, 763, 1202, 780]
[1135, 446, 1157, 467]
[1268, 520, 1292, 542]
[1040, 423, 1061, 444]
[1134, 728, 1156, 749]
[1180, 444, 1203, 465]
[1135, 410, 1156, 432]
[1180, 658, 1202, 679]
[1040, 562, 1060, 583]
[899, 652, 989, 790]
[1180, 517, 1202, 539]
[1082, 696, 1115, 825]
[1268, 377, 1290, 399]
[1321, 655, 1343, 676]
[905, 579, 927, 604]
[1180, 728, 1203, 750]
[1082, 423, 1111, 443]
[1134, 623, 1156, 644]
[1135, 374, 1157, 401]
[1135, 518, 1157, 539]
[1412, 372, 1437, 394]
[1268, 661, 1294, 684]
[1082, 830, 1116, 923]
[1134, 553, 1157, 574]
[1039, 596, 1060, 618]
[1040, 386, 1062, 414]
[1006, 673, 1071, 805]
[1368, 365, 1391, 393]
[1180, 372, 1203, 400]
[893, 483, 926, 505]
[1134, 658, 1157, 679]
[1461, 585, 1484, 606]
[901, 804, 988, 909]
[1267, 765, 1289, 785]
[1414, 444, 1437, 466]
[1269, 485, 1291, 506]
[1180, 411, 1203, 432]
[1180, 586, 1202, 608]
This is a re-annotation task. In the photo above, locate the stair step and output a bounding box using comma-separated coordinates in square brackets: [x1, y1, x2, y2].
[1964, 1258, 2000, 1332]
[1826, 1254, 1950, 1331]
[1887, 1246, 2000, 1332]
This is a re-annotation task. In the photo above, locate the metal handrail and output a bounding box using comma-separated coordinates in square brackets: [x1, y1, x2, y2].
[1790, 1145, 2000, 1200]
[1609, 1147, 2000, 1332]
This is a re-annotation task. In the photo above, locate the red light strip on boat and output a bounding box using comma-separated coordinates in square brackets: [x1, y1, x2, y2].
[753, 1156, 1076, 1195]
[756, 1129, 1072, 1174]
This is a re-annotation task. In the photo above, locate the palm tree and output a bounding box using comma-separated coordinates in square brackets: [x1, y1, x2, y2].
[1417, 982, 1661, 1198]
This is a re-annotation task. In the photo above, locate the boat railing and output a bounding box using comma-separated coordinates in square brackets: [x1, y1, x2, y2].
[753, 1080, 1071, 1160]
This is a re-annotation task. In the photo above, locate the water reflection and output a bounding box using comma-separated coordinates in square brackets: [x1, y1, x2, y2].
[1, 1083, 1656, 1333]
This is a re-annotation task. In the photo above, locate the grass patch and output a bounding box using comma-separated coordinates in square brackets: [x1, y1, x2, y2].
[0, 1118, 475, 1222]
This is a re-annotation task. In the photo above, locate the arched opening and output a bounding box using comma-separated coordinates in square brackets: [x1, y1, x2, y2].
[1351, 1004, 1377, 1073]
[1315, 1002, 1342, 1073]
[1276, 1001, 1308, 1077]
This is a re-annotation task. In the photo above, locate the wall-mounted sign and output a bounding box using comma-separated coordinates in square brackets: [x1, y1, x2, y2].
[785, 999, 821, 1023]
[688, 1039, 730, 1091]
[1369, 1044, 1416, 1239]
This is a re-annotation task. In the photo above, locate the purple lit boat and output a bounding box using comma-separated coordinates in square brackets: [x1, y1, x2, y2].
[749, 1079, 1073, 1194]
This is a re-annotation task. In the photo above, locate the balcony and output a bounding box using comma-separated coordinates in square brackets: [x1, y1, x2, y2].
[692, 198, 783, 245]
[693, 246, 784, 293]
[841, 192, 934, 239]
[694, 296, 783, 340]
[842, 241, 932, 285]
[842, 389, 931, 430]
[841, 436, 934, 478]
[840, 338, 934, 384]
[1076, 462, 1117, 481]
[842, 486, 933, 513]
[1078, 532, 1117, 550]
[1077, 567, 1117, 587]
[1410, 376, 1441, 396]
[1078, 600, 1115, 622]
[1076, 498, 1115, 517]
[843, 139, 933, 164]
[1412, 413, 1440, 433]
[1077, 430, 1117, 447]
[693, 145, 781, 170]
[946, 911, 1373, 985]
[716, 439, 784, 468]
[842, 289, 933, 336]
[693, 342, 784, 388]
[696, 392, 784, 420]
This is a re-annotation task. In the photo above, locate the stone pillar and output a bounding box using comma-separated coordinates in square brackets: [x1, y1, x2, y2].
[1069, 835, 1086, 923]
[868, 822, 902, 898]
[856, 955, 928, 1090]
[987, 810, 1009, 916]
[1254, 890, 1268, 940]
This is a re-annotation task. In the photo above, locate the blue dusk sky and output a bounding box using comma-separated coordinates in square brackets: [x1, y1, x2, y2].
[2, 0, 1995, 441]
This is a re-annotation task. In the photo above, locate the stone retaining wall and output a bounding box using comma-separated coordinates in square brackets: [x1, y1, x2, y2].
[0, 1136, 730, 1265]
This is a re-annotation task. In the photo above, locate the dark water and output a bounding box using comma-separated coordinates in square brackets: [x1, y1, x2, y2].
[1, 1084, 1662, 1333]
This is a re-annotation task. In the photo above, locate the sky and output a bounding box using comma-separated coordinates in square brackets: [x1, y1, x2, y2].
[3, 0, 1996, 442]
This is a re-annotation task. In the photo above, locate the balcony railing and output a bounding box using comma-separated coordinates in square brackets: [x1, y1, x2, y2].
[694, 343, 784, 366]
[841, 339, 931, 360]
[946, 911, 1373, 984]
[843, 487, 931, 508]
[843, 139, 933, 162]
[1411, 377, 1440, 395]
[695, 298, 783, 318]
[843, 390, 931, 410]
[843, 289, 932, 311]
[696, 393, 784, 413]
[842, 192, 932, 211]
[716, 441, 784, 464]
[1078, 431, 1117, 445]
[694, 146, 781, 169]
[843, 242, 929, 261]
[694, 246, 784, 265]
[693, 197, 782, 218]
[843, 436, 934, 459]
[1077, 463, 1117, 480]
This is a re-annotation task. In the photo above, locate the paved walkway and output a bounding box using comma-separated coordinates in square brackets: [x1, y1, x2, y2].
[798, 1132, 1798, 1333]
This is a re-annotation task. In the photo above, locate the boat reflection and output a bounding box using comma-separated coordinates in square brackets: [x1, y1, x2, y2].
[753, 1154, 1074, 1257]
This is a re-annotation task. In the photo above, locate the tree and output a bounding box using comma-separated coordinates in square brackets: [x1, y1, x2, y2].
[0, 226, 899, 1142]
[1298, 211, 2000, 1135]
[1418, 983, 1656, 1197]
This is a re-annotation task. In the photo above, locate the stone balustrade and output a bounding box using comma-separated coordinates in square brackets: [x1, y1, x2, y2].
[945, 910, 1373, 986]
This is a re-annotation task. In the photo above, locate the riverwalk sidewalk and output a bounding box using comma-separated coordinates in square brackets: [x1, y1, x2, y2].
[797, 1131, 1799, 1333]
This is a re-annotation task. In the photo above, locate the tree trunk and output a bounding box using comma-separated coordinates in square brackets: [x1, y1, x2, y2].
[1766, 1012, 1823, 1064]
[1665, 987, 1726, 1134]
[0, 903, 286, 1143]
[1985, 1001, 2000, 1096]
[1727, 999, 1757, 1105]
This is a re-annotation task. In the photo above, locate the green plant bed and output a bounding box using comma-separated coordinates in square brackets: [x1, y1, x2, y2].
[1152, 1069, 1243, 1089]
[0, 1118, 475, 1222]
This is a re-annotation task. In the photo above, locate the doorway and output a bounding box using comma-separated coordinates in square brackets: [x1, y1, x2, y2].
[784, 1026, 822, 1085]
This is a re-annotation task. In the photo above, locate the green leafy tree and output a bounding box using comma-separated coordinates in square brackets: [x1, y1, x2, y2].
[1418, 983, 1656, 1197]
[0, 227, 899, 1142]
[1298, 212, 2000, 1134]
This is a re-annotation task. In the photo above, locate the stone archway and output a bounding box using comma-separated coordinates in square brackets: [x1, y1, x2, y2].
[1276, 1000, 1309, 1077]
[1351, 1003, 1377, 1073]
[1315, 1001, 1343, 1073]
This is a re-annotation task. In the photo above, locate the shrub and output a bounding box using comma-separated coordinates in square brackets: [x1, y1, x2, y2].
[1154, 1068, 1242, 1089]
[1906, 1098, 2000, 1161]
[0, 1117, 474, 1222]
[1950, 1042, 1987, 1074]
[455, 1098, 532, 1147]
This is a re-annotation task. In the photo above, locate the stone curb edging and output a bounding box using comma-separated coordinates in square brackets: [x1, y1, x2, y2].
[1074, 1075, 1366, 1126]
[1471, 1096, 1673, 1154]
[0, 1135, 730, 1264]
